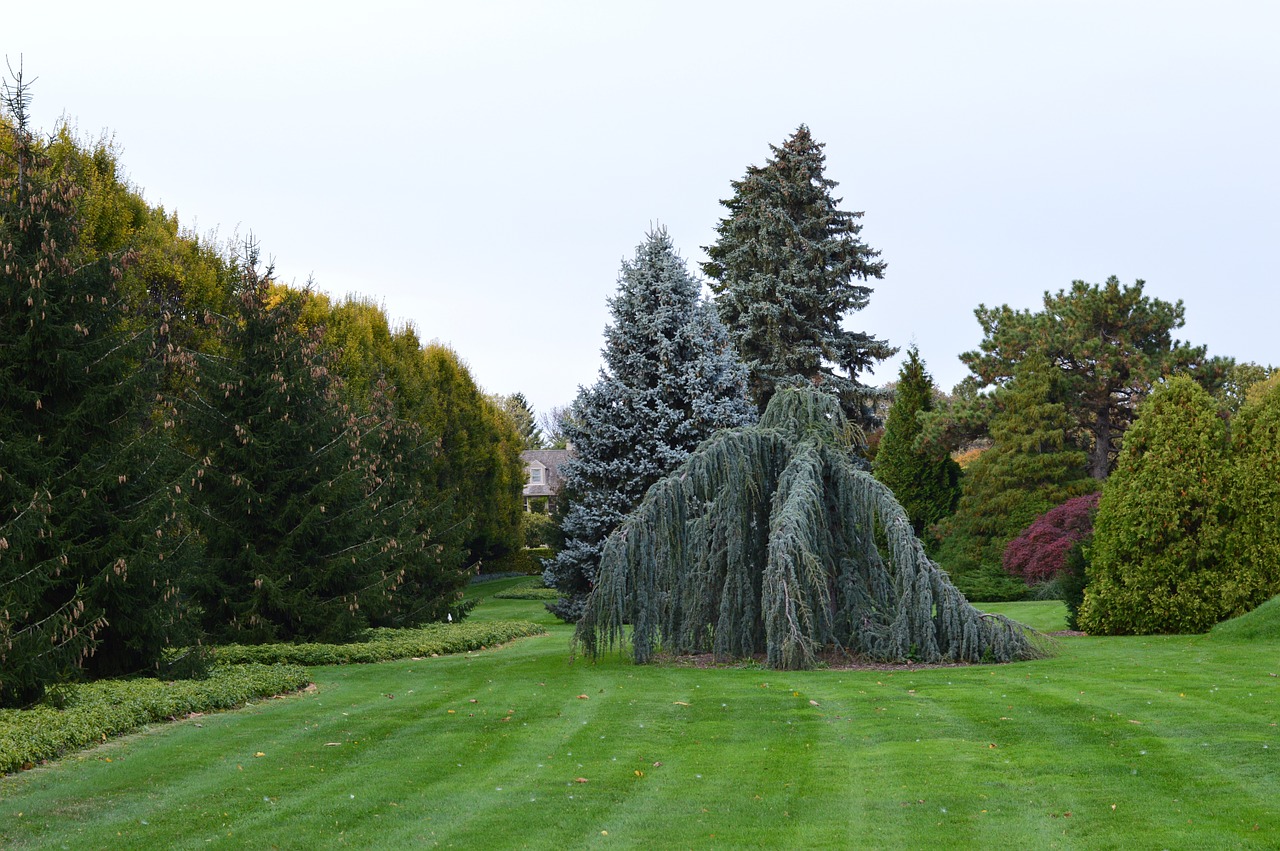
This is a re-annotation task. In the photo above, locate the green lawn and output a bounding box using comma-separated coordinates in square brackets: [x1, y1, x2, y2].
[2, 598, 1276, 849]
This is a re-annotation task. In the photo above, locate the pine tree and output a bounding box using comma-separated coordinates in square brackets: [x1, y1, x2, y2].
[961, 277, 1226, 479]
[545, 228, 755, 621]
[495, 392, 543, 450]
[703, 125, 893, 425]
[576, 388, 1043, 670]
[179, 247, 411, 643]
[934, 355, 1096, 600]
[1078, 377, 1234, 634]
[1, 71, 195, 705]
[872, 347, 960, 540]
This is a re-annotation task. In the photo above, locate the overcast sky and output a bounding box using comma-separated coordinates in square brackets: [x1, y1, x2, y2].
[9, 1, 1278, 417]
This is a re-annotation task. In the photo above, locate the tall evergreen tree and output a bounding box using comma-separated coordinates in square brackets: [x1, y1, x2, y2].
[179, 247, 415, 643]
[934, 355, 1096, 600]
[494, 392, 543, 450]
[0, 72, 195, 705]
[545, 228, 755, 621]
[414, 344, 525, 563]
[872, 347, 960, 540]
[702, 125, 893, 425]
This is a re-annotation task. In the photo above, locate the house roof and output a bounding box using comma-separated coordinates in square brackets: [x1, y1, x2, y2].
[521, 449, 572, 498]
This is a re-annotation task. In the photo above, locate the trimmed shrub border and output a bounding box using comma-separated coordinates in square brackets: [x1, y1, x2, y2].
[0, 664, 308, 775]
[2, 621, 546, 775]
[211, 621, 546, 666]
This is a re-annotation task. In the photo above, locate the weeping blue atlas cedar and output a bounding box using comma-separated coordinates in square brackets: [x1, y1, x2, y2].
[575, 388, 1044, 669]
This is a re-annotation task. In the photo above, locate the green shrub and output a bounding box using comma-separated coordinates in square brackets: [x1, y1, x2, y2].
[210, 621, 545, 666]
[522, 511, 558, 548]
[494, 586, 560, 601]
[0, 664, 308, 774]
[1080, 377, 1232, 634]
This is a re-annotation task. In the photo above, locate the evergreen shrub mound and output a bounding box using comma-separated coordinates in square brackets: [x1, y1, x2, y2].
[1079, 377, 1236, 634]
[576, 388, 1044, 670]
[211, 621, 545, 666]
[0, 664, 308, 774]
[493, 581, 560, 601]
[1003, 493, 1102, 583]
[1209, 595, 1280, 641]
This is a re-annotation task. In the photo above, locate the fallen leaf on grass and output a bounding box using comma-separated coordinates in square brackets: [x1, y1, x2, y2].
[254, 752, 266, 758]
[575, 777, 589, 783]
[809, 700, 820, 706]
[577, 695, 590, 700]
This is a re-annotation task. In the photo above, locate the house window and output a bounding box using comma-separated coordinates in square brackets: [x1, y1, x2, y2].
[530, 468, 542, 484]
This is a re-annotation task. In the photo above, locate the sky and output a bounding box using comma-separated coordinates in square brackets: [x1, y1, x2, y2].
[8, 1, 1279, 418]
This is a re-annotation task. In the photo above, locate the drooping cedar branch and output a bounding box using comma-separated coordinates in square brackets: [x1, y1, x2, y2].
[576, 388, 1044, 669]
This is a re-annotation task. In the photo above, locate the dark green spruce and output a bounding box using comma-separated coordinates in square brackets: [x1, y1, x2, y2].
[1, 73, 196, 705]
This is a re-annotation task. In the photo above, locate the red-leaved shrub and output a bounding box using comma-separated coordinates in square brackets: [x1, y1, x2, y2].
[1002, 492, 1101, 583]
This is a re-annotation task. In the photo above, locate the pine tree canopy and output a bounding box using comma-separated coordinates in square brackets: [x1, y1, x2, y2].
[545, 227, 755, 621]
[932, 355, 1096, 600]
[576, 388, 1043, 670]
[703, 125, 894, 424]
[961, 277, 1226, 479]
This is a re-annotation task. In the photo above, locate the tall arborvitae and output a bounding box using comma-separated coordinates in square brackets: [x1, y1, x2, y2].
[180, 247, 408, 643]
[0, 72, 195, 705]
[1079, 377, 1234, 634]
[872, 347, 960, 541]
[577, 388, 1043, 670]
[546, 228, 755, 621]
[303, 294, 520, 571]
[934, 355, 1095, 600]
[1225, 376, 1280, 612]
[703, 125, 893, 426]
[415, 344, 525, 564]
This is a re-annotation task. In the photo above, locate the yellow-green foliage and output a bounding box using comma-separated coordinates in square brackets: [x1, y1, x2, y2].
[211, 621, 545, 666]
[0, 664, 308, 774]
[1080, 377, 1235, 634]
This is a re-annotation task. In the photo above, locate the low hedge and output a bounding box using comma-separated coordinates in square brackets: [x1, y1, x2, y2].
[493, 586, 560, 601]
[0, 663, 308, 775]
[212, 621, 546, 666]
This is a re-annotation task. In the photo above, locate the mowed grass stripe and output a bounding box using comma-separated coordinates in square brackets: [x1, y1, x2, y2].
[1, 601, 1277, 849]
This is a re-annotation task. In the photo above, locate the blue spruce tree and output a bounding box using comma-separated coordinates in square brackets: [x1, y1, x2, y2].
[545, 228, 755, 622]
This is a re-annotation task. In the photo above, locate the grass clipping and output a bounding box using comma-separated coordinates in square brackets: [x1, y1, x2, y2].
[576, 388, 1044, 670]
